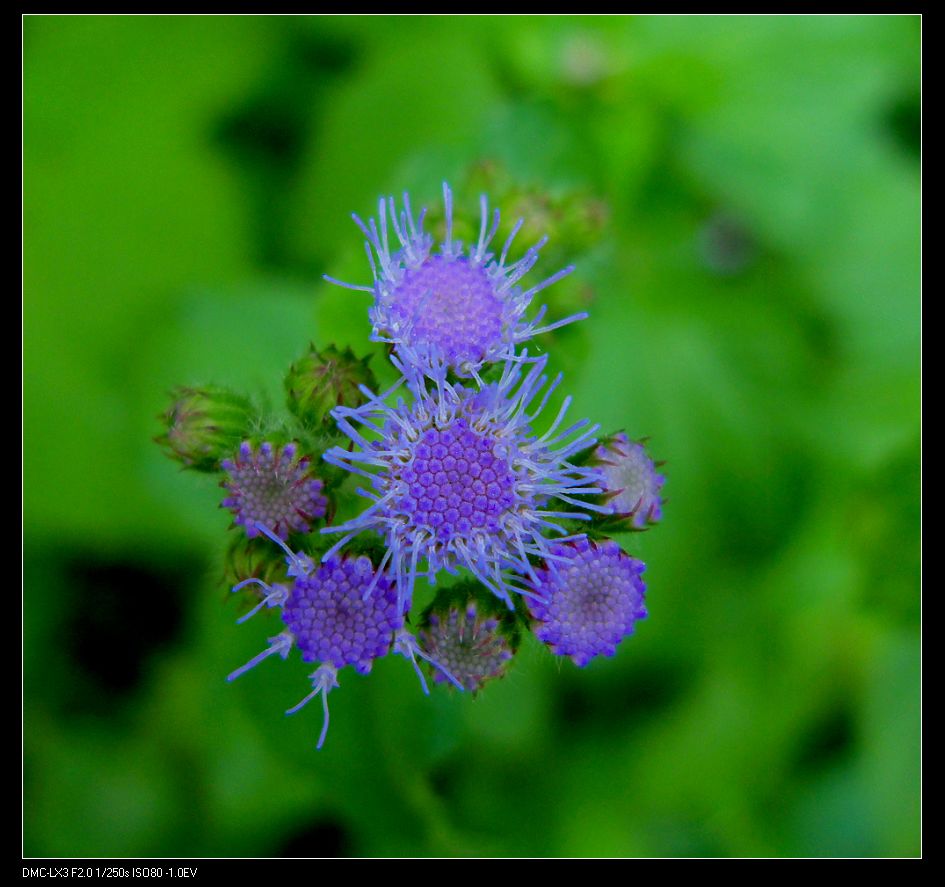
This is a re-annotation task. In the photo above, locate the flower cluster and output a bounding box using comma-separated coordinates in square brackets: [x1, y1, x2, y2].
[322, 354, 608, 611]
[159, 181, 665, 749]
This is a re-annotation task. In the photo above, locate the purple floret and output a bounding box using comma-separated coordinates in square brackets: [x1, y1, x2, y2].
[226, 532, 410, 750]
[388, 255, 504, 370]
[393, 417, 517, 541]
[528, 538, 647, 667]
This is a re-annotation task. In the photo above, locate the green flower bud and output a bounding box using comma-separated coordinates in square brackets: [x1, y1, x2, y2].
[433, 166, 607, 329]
[156, 385, 254, 473]
[284, 343, 377, 428]
[460, 162, 609, 258]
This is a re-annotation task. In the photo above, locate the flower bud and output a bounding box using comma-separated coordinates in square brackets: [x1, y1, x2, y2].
[284, 343, 377, 428]
[156, 385, 254, 473]
[220, 441, 327, 541]
[589, 432, 665, 532]
[223, 534, 291, 618]
[223, 534, 290, 593]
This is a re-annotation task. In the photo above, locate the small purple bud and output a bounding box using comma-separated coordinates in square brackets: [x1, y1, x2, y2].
[590, 432, 665, 529]
[221, 441, 328, 541]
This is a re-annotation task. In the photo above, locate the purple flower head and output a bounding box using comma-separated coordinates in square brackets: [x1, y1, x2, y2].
[322, 354, 609, 611]
[527, 537, 647, 667]
[325, 183, 585, 375]
[226, 522, 456, 749]
[418, 597, 516, 693]
[591, 432, 664, 528]
[221, 441, 328, 541]
[281, 555, 402, 674]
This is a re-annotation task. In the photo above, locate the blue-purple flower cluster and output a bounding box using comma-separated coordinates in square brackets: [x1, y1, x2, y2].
[327, 184, 584, 376]
[159, 182, 665, 749]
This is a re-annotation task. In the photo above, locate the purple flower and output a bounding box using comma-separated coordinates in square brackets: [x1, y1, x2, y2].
[418, 599, 516, 693]
[221, 441, 327, 541]
[527, 537, 647, 667]
[322, 354, 609, 610]
[226, 523, 458, 749]
[591, 432, 664, 528]
[281, 555, 402, 673]
[325, 183, 585, 375]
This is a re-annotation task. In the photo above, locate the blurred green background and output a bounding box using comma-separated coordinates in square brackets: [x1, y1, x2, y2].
[24, 15, 920, 858]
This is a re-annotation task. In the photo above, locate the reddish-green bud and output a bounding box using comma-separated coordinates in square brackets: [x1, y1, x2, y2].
[157, 385, 254, 473]
[284, 344, 377, 428]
